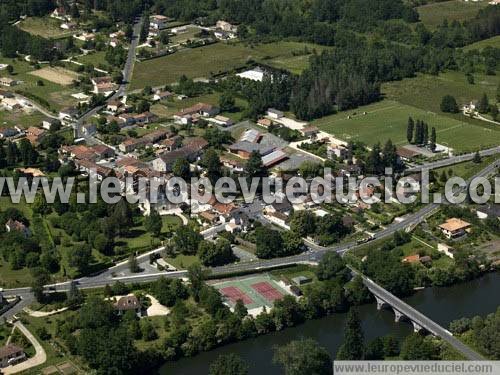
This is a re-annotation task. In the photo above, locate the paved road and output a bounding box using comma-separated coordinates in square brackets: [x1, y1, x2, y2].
[406, 146, 500, 174]
[361, 274, 486, 361]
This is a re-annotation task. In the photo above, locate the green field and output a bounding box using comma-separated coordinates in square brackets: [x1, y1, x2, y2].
[0, 110, 46, 129]
[383, 71, 500, 115]
[130, 41, 330, 89]
[74, 51, 110, 71]
[17, 17, 75, 39]
[463, 35, 500, 51]
[0, 57, 79, 112]
[417, 0, 488, 29]
[313, 99, 500, 152]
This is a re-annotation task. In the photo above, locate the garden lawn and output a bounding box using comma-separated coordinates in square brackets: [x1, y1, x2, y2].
[417, 0, 488, 29]
[74, 51, 110, 71]
[313, 100, 500, 152]
[17, 17, 74, 39]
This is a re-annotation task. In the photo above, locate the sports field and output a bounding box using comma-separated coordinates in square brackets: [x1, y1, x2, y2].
[130, 41, 330, 89]
[313, 100, 500, 152]
[213, 274, 289, 311]
[417, 0, 488, 29]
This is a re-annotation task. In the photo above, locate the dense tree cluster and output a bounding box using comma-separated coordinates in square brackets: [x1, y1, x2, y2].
[254, 225, 304, 259]
[289, 211, 352, 246]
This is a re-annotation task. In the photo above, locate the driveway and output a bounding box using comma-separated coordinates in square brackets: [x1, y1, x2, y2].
[3, 322, 47, 374]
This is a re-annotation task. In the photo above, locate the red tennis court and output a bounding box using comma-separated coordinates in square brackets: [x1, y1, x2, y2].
[251, 282, 283, 302]
[220, 286, 253, 305]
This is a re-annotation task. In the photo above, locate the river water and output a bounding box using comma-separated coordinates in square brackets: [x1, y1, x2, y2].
[158, 272, 500, 375]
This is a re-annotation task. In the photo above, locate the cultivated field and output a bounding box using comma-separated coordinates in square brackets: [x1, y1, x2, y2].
[30, 66, 80, 85]
[130, 41, 329, 89]
[17, 16, 74, 39]
[417, 0, 488, 29]
[313, 100, 500, 152]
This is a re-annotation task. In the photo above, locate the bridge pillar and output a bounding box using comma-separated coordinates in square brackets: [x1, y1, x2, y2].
[374, 296, 387, 310]
[412, 321, 424, 333]
[394, 309, 406, 323]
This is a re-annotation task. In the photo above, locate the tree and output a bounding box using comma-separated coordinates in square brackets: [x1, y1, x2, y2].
[316, 252, 348, 282]
[336, 309, 364, 360]
[473, 151, 482, 164]
[67, 281, 83, 307]
[172, 225, 203, 255]
[245, 151, 265, 178]
[187, 263, 207, 302]
[198, 238, 234, 267]
[440, 95, 459, 113]
[497, 83, 500, 102]
[136, 99, 150, 113]
[172, 158, 190, 179]
[209, 353, 249, 375]
[255, 226, 283, 259]
[345, 275, 372, 306]
[477, 93, 489, 114]
[274, 338, 332, 375]
[140, 319, 158, 341]
[128, 254, 140, 273]
[422, 123, 428, 146]
[159, 31, 170, 44]
[70, 3, 80, 18]
[406, 117, 414, 144]
[68, 244, 92, 274]
[219, 91, 236, 112]
[490, 105, 499, 122]
[430, 127, 437, 152]
[144, 210, 162, 237]
[139, 13, 149, 43]
[289, 210, 316, 237]
[201, 148, 221, 184]
[30, 267, 50, 303]
[400, 334, 438, 360]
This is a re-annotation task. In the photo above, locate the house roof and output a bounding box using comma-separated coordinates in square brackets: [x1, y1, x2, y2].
[396, 147, 419, 159]
[258, 118, 272, 127]
[0, 344, 24, 359]
[239, 129, 261, 143]
[228, 141, 274, 155]
[115, 295, 141, 311]
[439, 218, 471, 232]
[174, 103, 217, 117]
[301, 125, 319, 134]
[262, 149, 288, 167]
[5, 219, 27, 232]
[402, 254, 420, 263]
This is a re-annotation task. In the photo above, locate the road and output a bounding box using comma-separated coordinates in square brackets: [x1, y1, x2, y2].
[361, 274, 486, 361]
[406, 146, 500, 174]
[74, 16, 143, 138]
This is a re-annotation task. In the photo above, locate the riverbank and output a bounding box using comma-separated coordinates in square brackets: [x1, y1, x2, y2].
[158, 271, 500, 375]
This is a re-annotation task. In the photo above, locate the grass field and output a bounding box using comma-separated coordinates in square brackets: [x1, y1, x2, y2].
[0, 57, 79, 112]
[313, 99, 500, 152]
[417, 0, 488, 29]
[0, 110, 46, 129]
[74, 51, 110, 71]
[463, 35, 500, 51]
[17, 17, 74, 39]
[130, 41, 330, 89]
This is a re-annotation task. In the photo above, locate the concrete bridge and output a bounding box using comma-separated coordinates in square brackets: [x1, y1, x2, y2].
[359, 273, 486, 360]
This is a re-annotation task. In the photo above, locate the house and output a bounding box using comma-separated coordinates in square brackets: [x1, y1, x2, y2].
[119, 138, 149, 153]
[150, 15, 169, 30]
[114, 295, 142, 317]
[60, 22, 77, 30]
[91, 76, 117, 94]
[402, 254, 420, 264]
[208, 115, 234, 127]
[153, 91, 173, 101]
[171, 26, 187, 34]
[108, 38, 120, 48]
[1, 98, 21, 111]
[0, 77, 18, 87]
[228, 141, 274, 159]
[339, 164, 362, 177]
[267, 108, 283, 119]
[5, 219, 30, 237]
[59, 107, 79, 122]
[76, 159, 114, 180]
[437, 243, 455, 259]
[142, 129, 170, 144]
[220, 155, 245, 173]
[152, 137, 208, 172]
[51, 7, 70, 21]
[17, 167, 45, 178]
[257, 118, 272, 128]
[292, 276, 312, 285]
[300, 125, 319, 138]
[439, 218, 472, 239]
[41, 118, 59, 130]
[25, 126, 46, 145]
[0, 344, 26, 368]
[236, 67, 265, 82]
[173, 103, 220, 124]
[216, 20, 238, 33]
[106, 100, 123, 114]
[0, 127, 19, 139]
[262, 149, 288, 168]
[239, 129, 261, 143]
[133, 112, 158, 126]
[0, 90, 14, 99]
[91, 144, 115, 159]
[327, 145, 349, 160]
[199, 210, 220, 224]
[74, 32, 96, 42]
[80, 123, 97, 137]
[396, 147, 420, 162]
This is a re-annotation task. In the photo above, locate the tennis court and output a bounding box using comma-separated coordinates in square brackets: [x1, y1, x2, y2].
[213, 274, 289, 311]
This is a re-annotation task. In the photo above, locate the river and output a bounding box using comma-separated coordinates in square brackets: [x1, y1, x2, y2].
[158, 272, 500, 375]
